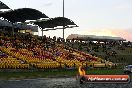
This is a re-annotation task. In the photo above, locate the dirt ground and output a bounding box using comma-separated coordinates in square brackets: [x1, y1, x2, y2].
[0, 77, 131, 88]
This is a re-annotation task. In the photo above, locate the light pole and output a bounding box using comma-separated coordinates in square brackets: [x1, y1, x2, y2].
[63, 0, 64, 39]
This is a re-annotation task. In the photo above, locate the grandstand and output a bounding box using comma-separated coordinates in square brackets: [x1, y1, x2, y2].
[0, 2, 114, 70]
[66, 34, 132, 65]
[0, 31, 114, 70]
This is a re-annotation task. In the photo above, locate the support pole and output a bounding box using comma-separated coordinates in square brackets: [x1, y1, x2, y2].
[12, 24, 14, 36]
[42, 29, 43, 37]
[63, 0, 65, 39]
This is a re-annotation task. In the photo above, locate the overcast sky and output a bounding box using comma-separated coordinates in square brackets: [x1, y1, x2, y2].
[1, 0, 132, 41]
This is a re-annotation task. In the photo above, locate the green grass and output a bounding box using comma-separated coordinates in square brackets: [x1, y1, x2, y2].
[0, 68, 125, 80]
[85, 68, 124, 75]
[92, 46, 132, 64]
[0, 69, 78, 79]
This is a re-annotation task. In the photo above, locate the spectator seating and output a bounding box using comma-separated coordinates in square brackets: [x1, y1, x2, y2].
[0, 32, 113, 69]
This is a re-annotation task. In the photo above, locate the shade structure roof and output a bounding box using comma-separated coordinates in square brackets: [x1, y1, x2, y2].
[67, 34, 126, 41]
[34, 19, 57, 29]
[0, 1, 10, 9]
[33, 17, 78, 30]
[51, 17, 76, 26]
[0, 8, 48, 23]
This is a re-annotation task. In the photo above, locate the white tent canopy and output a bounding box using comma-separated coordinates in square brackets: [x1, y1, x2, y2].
[67, 34, 126, 41]
[0, 19, 12, 27]
[0, 20, 38, 32]
[14, 23, 38, 32]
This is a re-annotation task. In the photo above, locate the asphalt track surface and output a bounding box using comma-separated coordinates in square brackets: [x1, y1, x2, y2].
[0, 77, 131, 88]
